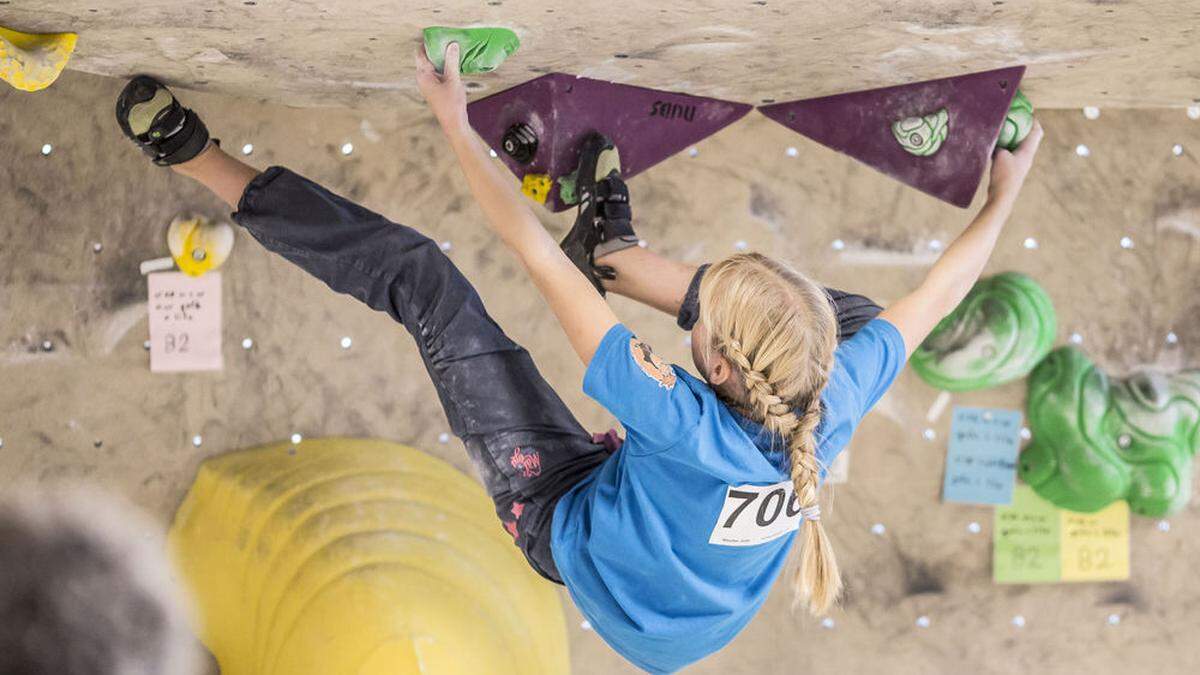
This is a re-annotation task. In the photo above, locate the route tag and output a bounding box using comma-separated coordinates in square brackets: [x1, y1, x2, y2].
[709, 480, 802, 547]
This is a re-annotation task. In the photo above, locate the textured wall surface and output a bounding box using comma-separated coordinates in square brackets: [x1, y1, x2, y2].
[4, 0, 1200, 110]
[2, 69, 1199, 674]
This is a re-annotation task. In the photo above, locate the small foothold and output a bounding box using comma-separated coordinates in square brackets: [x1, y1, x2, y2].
[734, 240, 748, 251]
[928, 239, 943, 252]
[1107, 613, 1121, 626]
[637, 239, 648, 248]
[241, 143, 254, 155]
[340, 142, 354, 156]
[1157, 520, 1171, 532]
[821, 617, 835, 629]
[1172, 144, 1184, 157]
[92, 242, 103, 253]
[40, 143, 52, 156]
[290, 433, 302, 444]
[0, 438, 4, 449]
[786, 146, 798, 157]
[1069, 332, 1083, 345]
[489, 148, 498, 158]
[143, 340, 151, 350]
[1023, 237, 1038, 250]
[1083, 107, 1100, 120]
[915, 616, 931, 629]
[1119, 236, 1134, 249]
[1012, 615, 1026, 628]
[1166, 332, 1179, 345]
[923, 428, 936, 441]
[581, 620, 592, 631]
[1188, 106, 1200, 120]
[1075, 144, 1090, 157]
[41, 340, 53, 351]
[967, 521, 981, 534]
[439, 241, 452, 252]
[688, 147, 699, 157]
[93, 439, 103, 448]
[871, 523, 886, 535]
[1020, 427, 1032, 440]
[241, 338, 253, 350]
[192, 435, 203, 447]
[340, 336, 353, 349]
[683, 335, 693, 347]
[438, 432, 450, 444]
[831, 239, 846, 251]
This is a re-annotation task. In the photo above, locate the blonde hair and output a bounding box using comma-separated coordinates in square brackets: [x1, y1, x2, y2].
[697, 252, 841, 615]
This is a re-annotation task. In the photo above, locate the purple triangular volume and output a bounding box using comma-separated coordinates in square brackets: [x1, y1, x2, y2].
[758, 66, 1026, 208]
[468, 73, 753, 212]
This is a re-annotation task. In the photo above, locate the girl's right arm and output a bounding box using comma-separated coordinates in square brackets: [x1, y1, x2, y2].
[880, 121, 1044, 358]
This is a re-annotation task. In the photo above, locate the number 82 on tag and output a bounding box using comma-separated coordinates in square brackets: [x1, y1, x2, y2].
[709, 480, 803, 546]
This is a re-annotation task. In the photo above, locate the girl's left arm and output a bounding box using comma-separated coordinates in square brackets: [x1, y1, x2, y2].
[416, 44, 618, 365]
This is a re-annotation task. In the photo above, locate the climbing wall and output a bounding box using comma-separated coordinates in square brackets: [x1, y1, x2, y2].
[3, 1, 1199, 109]
[1, 70, 1198, 674]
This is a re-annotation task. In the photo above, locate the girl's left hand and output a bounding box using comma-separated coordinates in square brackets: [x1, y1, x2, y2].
[415, 42, 467, 130]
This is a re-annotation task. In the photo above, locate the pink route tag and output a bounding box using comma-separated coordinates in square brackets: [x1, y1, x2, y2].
[147, 272, 223, 372]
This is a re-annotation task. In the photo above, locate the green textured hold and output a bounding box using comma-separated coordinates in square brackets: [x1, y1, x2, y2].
[892, 108, 949, 156]
[1020, 347, 1200, 517]
[423, 27, 520, 75]
[911, 272, 1056, 392]
[996, 89, 1034, 151]
[557, 171, 579, 206]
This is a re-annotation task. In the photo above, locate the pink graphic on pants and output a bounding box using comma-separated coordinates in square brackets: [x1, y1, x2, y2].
[504, 520, 519, 541]
[509, 447, 542, 478]
[511, 501, 526, 519]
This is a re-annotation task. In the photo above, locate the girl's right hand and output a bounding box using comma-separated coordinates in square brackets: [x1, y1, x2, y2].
[987, 120, 1044, 203]
[415, 42, 468, 132]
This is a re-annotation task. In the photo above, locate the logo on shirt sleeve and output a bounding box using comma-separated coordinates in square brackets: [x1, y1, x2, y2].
[629, 338, 676, 390]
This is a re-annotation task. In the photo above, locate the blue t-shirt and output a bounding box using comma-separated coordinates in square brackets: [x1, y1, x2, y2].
[551, 318, 906, 674]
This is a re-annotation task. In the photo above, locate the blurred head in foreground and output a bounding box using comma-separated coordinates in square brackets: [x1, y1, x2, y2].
[0, 490, 200, 675]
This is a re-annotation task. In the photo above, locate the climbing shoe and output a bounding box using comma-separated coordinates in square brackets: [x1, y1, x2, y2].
[559, 133, 640, 295]
[115, 75, 211, 166]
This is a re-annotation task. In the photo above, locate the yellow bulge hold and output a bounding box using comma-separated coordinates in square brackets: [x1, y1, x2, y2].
[167, 214, 235, 277]
[0, 26, 77, 92]
[521, 173, 553, 204]
[168, 438, 569, 675]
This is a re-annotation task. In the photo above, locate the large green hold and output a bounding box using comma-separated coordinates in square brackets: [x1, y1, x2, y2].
[423, 27, 520, 75]
[911, 272, 1056, 392]
[1020, 347, 1200, 517]
[996, 89, 1034, 151]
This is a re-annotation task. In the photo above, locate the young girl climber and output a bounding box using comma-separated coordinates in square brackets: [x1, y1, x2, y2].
[114, 42, 1042, 673]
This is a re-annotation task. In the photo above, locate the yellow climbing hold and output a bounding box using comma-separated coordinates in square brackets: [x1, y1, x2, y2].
[167, 214, 235, 277]
[168, 438, 569, 675]
[521, 173, 553, 204]
[0, 26, 77, 92]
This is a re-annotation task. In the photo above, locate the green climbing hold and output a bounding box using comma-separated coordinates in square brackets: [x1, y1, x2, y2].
[423, 27, 520, 75]
[996, 89, 1034, 151]
[557, 171, 579, 206]
[1020, 346, 1200, 517]
[911, 272, 1056, 392]
[892, 108, 949, 156]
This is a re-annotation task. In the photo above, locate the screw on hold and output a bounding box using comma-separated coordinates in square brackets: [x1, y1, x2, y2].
[191, 248, 208, 262]
[501, 123, 538, 164]
[1117, 434, 1132, 449]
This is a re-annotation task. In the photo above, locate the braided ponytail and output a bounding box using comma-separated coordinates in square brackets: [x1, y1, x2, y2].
[698, 253, 840, 615]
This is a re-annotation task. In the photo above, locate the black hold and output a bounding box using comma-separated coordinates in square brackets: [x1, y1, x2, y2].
[501, 123, 538, 164]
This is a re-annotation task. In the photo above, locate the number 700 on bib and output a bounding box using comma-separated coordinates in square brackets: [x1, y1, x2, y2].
[708, 480, 804, 547]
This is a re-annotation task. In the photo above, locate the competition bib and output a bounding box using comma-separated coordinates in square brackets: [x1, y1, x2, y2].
[708, 480, 802, 546]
